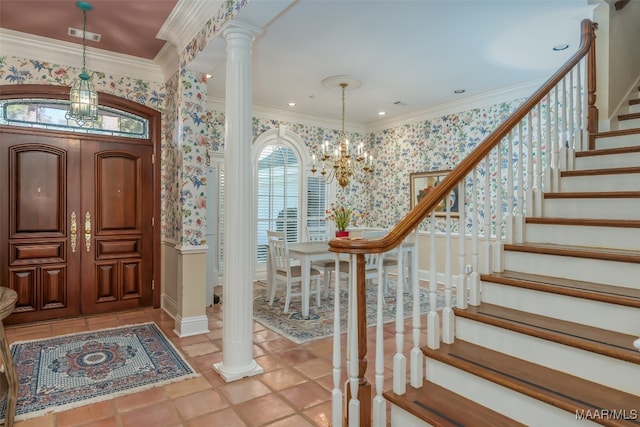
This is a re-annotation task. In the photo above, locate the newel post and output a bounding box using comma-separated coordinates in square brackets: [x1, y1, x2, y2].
[587, 21, 599, 147]
[345, 253, 371, 426]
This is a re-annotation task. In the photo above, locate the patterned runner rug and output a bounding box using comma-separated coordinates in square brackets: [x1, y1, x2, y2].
[254, 280, 444, 344]
[0, 322, 198, 422]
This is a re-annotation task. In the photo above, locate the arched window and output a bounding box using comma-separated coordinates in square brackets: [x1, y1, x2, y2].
[253, 127, 328, 267]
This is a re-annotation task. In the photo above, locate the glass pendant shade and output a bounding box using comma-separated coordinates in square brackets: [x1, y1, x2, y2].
[66, 1, 98, 126]
[67, 72, 98, 126]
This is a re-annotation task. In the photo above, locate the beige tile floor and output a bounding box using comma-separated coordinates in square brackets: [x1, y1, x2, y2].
[4, 286, 426, 427]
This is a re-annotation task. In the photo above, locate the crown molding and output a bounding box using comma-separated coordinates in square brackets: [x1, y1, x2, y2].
[364, 78, 546, 133]
[0, 28, 165, 84]
[206, 96, 366, 133]
[207, 78, 545, 135]
[157, 0, 224, 52]
[154, 42, 180, 82]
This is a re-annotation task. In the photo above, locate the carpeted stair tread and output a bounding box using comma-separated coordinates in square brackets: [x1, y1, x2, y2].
[422, 340, 640, 426]
[480, 270, 640, 308]
[454, 303, 640, 364]
[504, 242, 640, 263]
[383, 382, 526, 427]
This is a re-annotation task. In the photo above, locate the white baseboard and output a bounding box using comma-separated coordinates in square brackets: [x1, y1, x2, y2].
[173, 314, 210, 337]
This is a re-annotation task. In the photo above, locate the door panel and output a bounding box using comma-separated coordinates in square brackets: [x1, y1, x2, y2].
[1, 130, 154, 323]
[0, 133, 81, 324]
[81, 140, 153, 315]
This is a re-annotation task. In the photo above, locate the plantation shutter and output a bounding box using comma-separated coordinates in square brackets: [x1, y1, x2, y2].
[256, 145, 300, 264]
[306, 175, 328, 239]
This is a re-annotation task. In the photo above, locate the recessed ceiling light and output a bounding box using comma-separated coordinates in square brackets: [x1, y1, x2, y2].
[288, 102, 296, 107]
[454, 89, 465, 94]
[553, 44, 569, 51]
[378, 111, 386, 116]
[205, 74, 212, 79]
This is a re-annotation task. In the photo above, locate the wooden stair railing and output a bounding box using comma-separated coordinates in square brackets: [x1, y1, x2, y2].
[328, 18, 598, 427]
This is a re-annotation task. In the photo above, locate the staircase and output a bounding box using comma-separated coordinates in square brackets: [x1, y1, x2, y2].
[384, 87, 640, 425]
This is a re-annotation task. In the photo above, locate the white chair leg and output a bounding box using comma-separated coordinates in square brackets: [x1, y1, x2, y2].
[269, 278, 278, 305]
[315, 277, 321, 306]
[284, 278, 292, 313]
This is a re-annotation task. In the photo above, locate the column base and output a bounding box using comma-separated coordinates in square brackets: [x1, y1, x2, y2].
[173, 314, 209, 337]
[213, 359, 264, 382]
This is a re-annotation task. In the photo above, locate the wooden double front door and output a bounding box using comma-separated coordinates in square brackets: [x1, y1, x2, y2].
[0, 129, 154, 325]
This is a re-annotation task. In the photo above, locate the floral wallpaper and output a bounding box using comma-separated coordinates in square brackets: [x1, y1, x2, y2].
[181, 0, 248, 66]
[0, 53, 538, 247]
[176, 69, 210, 246]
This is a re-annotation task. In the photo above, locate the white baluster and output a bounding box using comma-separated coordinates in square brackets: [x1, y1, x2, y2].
[427, 212, 440, 349]
[506, 132, 514, 244]
[551, 85, 561, 191]
[536, 105, 545, 213]
[443, 199, 454, 344]
[559, 76, 569, 172]
[348, 254, 359, 426]
[372, 254, 386, 427]
[567, 69, 576, 170]
[331, 254, 343, 427]
[469, 168, 481, 306]
[525, 113, 536, 217]
[577, 59, 588, 152]
[515, 122, 525, 243]
[493, 143, 504, 273]
[544, 93, 553, 192]
[409, 231, 423, 388]
[393, 247, 406, 394]
[457, 178, 468, 309]
[481, 156, 492, 274]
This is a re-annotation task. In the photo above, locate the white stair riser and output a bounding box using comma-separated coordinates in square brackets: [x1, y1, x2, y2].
[560, 173, 640, 192]
[481, 281, 640, 335]
[593, 133, 640, 150]
[575, 152, 640, 169]
[503, 250, 638, 287]
[542, 197, 640, 220]
[455, 318, 640, 395]
[524, 223, 640, 251]
[426, 358, 598, 427]
[618, 101, 640, 115]
[617, 118, 640, 131]
[390, 406, 432, 427]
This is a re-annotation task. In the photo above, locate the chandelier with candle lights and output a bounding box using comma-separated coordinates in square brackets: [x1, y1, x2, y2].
[311, 76, 374, 188]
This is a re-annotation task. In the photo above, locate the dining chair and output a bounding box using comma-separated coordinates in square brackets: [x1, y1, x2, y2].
[307, 230, 349, 297]
[267, 230, 322, 313]
[356, 230, 398, 293]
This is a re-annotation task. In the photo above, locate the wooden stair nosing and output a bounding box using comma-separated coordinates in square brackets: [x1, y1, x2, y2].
[543, 190, 640, 199]
[618, 112, 640, 121]
[383, 382, 526, 427]
[576, 145, 640, 157]
[454, 303, 640, 364]
[630, 98, 640, 106]
[592, 128, 640, 139]
[504, 242, 640, 264]
[480, 270, 640, 308]
[525, 217, 640, 228]
[561, 166, 640, 177]
[423, 340, 640, 426]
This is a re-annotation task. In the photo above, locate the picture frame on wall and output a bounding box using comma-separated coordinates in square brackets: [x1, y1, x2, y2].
[409, 170, 460, 216]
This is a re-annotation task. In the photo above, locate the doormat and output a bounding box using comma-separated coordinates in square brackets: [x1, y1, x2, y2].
[0, 322, 198, 423]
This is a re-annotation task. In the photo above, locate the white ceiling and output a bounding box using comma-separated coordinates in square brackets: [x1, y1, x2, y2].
[0, 0, 600, 129]
[192, 0, 598, 128]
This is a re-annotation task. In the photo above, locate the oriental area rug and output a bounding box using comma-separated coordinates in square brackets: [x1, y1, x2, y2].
[254, 280, 444, 344]
[0, 322, 198, 423]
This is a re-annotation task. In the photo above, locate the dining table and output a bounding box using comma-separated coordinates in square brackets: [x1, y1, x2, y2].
[266, 235, 416, 319]
[287, 241, 336, 318]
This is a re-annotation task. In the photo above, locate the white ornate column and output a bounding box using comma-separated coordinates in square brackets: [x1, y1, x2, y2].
[213, 21, 264, 382]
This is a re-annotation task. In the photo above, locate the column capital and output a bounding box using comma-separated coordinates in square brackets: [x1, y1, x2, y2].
[221, 20, 263, 40]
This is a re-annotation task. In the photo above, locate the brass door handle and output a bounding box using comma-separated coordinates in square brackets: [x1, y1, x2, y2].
[85, 212, 91, 252]
[70, 212, 77, 253]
